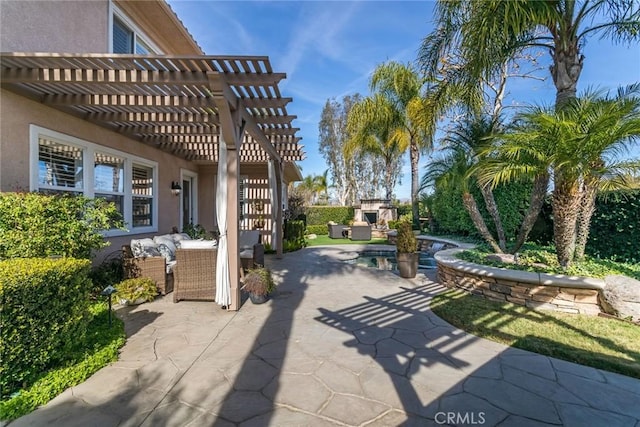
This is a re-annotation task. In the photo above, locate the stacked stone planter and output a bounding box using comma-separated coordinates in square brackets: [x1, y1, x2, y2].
[435, 249, 604, 315]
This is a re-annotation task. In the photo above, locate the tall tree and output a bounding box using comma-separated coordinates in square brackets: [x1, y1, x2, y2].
[420, 0, 640, 108]
[479, 86, 640, 266]
[318, 95, 362, 206]
[420, 0, 640, 263]
[346, 94, 405, 201]
[370, 61, 435, 227]
[421, 123, 503, 253]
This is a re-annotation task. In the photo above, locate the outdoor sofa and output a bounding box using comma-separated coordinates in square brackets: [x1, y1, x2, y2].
[123, 230, 264, 297]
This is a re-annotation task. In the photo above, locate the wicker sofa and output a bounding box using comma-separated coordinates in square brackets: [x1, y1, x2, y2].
[122, 233, 193, 295]
[123, 231, 263, 297]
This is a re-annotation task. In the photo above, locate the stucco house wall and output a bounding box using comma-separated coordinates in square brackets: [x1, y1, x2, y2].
[0, 1, 110, 53]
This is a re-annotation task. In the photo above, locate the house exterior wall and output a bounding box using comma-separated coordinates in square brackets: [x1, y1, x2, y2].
[0, 0, 201, 55]
[0, 1, 110, 53]
[0, 89, 200, 260]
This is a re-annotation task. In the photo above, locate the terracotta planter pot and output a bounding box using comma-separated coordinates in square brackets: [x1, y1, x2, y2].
[396, 252, 418, 278]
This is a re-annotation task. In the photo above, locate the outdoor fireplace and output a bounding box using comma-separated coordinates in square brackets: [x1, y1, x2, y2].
[354, 199, 397, 227]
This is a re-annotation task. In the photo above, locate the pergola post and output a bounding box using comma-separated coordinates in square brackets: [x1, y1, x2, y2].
[209, 73, 245, 311]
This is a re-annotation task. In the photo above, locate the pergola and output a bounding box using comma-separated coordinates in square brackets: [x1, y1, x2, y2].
[0, 52, 305, 310]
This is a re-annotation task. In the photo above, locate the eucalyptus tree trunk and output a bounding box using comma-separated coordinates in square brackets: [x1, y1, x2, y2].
[462, 192, 503, 253]
[479, 184, 506, 251]
[552, 171, 581, 268]
[510, 172, 550, 254]
[574, 177, 599, 260]
[410, 142, 421, 229]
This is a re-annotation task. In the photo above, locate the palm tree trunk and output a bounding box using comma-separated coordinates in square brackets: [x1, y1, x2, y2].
[479, 184, 506, 251]
[410, 142, 420, 229]
[510, 172, 550, 253]
[384, 166, 394, 201]
[551, 33, 583, 108]
[574, 178, 599, 260]
[552, 171, 580, 268]
[462, 192, 503, 253]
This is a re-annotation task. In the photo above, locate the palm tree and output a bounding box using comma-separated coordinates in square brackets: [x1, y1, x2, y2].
[345, 94, 406, 201]
[422, 116, 504, 253]
[480, 85, 640, 266]
[314, 170, 330, 205]
[571, 85, 640, 259]
[369, 62, 436, 227]
[420, 0, 640, 108]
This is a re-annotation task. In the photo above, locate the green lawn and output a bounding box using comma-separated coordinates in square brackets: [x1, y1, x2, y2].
[431, 289, 640, 379]
[305, 234, 389, 246]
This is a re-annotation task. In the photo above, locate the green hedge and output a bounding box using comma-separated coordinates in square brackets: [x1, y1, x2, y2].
[0, 192, 123, 259]
[284, 220, 307, 252]
[305, 206, 354, 226]
[0, 258, 92, 397]
[306, 225, 328, 235]
[587, 191, 640, 263]
[428, 180, 533, 241]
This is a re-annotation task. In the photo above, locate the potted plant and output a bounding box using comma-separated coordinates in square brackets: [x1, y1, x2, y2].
[115, 277, 158, 305]
[395, 221, 419, 278]
[242, 267, 275, 304]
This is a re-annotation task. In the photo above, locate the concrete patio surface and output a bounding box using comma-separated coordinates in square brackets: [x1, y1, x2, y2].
[9, 245, 640, 426]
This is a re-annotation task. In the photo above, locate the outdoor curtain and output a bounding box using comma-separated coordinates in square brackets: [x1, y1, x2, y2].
[215, 141, 231, 307]
[268, 159, 278, 252]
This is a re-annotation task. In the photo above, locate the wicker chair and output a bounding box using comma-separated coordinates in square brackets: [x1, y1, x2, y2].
[328, 224, 348, 239]
[350, 224, 372, 241]
[173, 248, 217, 303]
[122, 245, 174, 295]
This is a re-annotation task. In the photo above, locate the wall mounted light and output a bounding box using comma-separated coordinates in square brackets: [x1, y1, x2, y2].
[171, 181, 182, 196]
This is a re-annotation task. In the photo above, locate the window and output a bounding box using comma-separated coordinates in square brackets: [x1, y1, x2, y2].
[112, 18, 134, 54]
[94, 152, 125, 218]
[111, 8, 160, 54]
[38, 137, 84, 193]
[131, 164, 153, 227]
[31, 125, 158, 235]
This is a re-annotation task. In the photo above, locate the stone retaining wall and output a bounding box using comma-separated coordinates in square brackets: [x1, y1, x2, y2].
[386, 233, 605, 315]
[435, 250, 605, 315]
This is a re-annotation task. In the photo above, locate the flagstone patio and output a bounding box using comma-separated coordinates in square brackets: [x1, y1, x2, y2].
[9, 245, 640, 426]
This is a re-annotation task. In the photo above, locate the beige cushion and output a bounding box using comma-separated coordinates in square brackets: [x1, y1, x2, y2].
[171, 233, 191, 242]
[178, 239, 217, 249]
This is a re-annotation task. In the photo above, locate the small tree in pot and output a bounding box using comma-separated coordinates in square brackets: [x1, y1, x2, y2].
[395, 220, 419, 278]
[242, 267, 276, 304]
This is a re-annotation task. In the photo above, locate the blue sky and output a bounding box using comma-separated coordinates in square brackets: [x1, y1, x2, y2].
[168, 1, 640, 200]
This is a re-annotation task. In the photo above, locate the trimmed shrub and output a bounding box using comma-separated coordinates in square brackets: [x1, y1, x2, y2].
[587, 190, 640, 263]
[306, 225, 328, 236]
[0, 192, 124, 259]
[283, 220, 306, 252]
[395, 203, 412, 219]
[428, 180, 533, 241]
[0, 258, 92, 397]
[305, 206, 355, 226]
